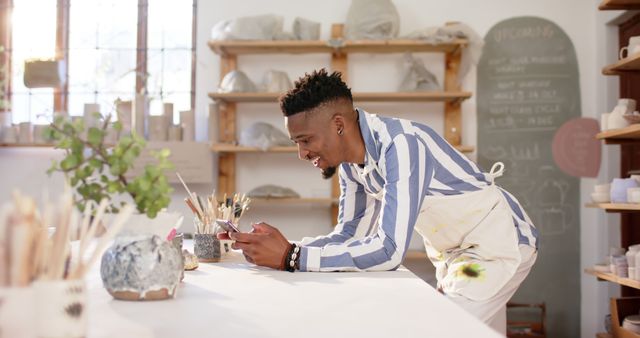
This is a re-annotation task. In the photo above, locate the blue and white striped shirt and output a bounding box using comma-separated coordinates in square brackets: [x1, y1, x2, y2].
[299, 109, 539, 272]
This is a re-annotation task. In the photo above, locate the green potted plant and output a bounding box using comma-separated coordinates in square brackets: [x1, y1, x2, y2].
[46, 113, 173, 218]
[46, 113, 184, 301]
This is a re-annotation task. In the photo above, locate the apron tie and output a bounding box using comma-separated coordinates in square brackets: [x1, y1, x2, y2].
[487, 162, 505, 185]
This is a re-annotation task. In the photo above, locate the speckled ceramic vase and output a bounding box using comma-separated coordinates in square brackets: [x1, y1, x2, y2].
[194, 234, 221, 262]
[100, 234, 182, 301]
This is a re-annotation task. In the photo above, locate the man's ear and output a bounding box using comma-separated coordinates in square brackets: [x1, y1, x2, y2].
[332, 113, 345, 134]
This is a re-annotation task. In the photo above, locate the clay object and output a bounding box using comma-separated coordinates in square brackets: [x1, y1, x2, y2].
[262, 70, 293, 93]
[239, 122, 292, 151]
[194, 234, 221, 263]
[399, 54, 440, 92]
[183, 249, 199, 270]
[218, 70, 257, 93]
[293, 17, 320, 40]
[344, 0, 399, 40]
[211, 14, 284, 40]
[171, 233, 185, 281]
[100, 235, 182, 301]
[247, 184, 300, 199]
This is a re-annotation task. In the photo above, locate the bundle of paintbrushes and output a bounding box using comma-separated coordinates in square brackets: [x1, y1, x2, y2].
[176, 173, 251, 234]
[0, 188, 133, 286]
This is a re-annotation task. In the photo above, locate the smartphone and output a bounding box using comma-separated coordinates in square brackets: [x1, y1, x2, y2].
[215, 219, 240, 233]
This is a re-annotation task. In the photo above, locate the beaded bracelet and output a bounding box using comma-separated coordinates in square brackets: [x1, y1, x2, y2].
[285, 243, 300, 272]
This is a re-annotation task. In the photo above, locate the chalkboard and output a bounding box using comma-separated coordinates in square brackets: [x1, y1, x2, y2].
[477, 17, 580, 338]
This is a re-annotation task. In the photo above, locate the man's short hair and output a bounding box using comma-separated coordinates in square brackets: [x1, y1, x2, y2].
[279, 68, 353, 117]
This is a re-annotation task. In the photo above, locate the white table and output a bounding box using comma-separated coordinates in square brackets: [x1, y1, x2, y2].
[86, 241, 502, 338]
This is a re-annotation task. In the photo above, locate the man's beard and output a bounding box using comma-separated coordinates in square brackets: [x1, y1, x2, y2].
[321, 166, 337, 179]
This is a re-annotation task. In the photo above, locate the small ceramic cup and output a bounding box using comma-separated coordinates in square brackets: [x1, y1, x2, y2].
[194, 233, 221, 262]
[34, 279, 87, 338]
[0, 286, 35, 338]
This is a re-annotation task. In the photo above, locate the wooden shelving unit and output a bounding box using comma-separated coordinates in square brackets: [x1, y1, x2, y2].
[586, 268, 640, 289]
[208, 39, 467, 56]
[209, 23, 471, 221]
[209, 91, 472, 104]
[603, 52, 640, 75]
[0, 143, 54, 148]
[211, 143, 475, 154]
[599, 0, 640, 10]
[585, 203, 640, 212]
[596, 124, 640, 143]
[250, 197, 338, 206]
[596, 332, 613, 338]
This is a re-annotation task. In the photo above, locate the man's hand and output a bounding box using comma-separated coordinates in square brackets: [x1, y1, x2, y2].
[217, 222, 291, 270]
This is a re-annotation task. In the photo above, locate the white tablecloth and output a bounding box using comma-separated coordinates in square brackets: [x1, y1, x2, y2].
[86, 240, 502, 338]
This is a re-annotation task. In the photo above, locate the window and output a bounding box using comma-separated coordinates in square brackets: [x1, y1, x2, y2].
[9, 0, 57, 124]
[2, 0, 196, 123]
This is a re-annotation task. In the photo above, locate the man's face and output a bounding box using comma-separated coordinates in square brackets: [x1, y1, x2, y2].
[285, 105, 342, 179]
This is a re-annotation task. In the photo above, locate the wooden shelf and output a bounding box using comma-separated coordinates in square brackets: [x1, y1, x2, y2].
[211, 144, 297, 153]
[603, 52, 640, 75]
[599, 0, 640, 10]
[208, 91, 472, 104]
[586, 203, 640, 211]
[212, 143, 475, 154]
[596, 124, 640, 142]
[586, 268, 640, 289]
[208, 39, 467, 56]
[0, 143, 55, 148]
[596, 333, 613, 338]
[250, 197, 337, 206]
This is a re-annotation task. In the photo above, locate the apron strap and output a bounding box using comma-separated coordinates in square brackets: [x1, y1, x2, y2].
[487, 162, 505, 185]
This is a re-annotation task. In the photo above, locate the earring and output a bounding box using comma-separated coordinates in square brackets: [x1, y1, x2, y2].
[338, 128, 344, 136]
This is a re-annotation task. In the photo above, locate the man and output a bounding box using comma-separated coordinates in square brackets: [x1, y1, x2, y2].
[220, 69, 538, 333]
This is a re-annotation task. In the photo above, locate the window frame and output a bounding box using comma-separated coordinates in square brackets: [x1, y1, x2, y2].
[1, 0, 197, 117]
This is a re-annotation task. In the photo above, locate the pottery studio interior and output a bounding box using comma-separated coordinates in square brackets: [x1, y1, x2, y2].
[5, 0, 640, 337]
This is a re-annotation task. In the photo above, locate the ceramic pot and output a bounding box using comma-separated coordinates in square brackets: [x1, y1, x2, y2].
[34, 279, 86, 338]
[100, 234, 182, 301]
[194, 233, 221, 262]
[0, 286, 35, 338]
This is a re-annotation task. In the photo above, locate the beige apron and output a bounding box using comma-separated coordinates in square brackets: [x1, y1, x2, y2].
[413, 162, 522, 301]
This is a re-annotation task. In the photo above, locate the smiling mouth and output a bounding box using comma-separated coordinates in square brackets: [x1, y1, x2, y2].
[311, 156, 321, 167]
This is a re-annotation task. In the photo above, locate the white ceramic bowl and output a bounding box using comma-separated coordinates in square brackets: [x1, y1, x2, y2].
[594, 183, 611, 193]
[629, 188, 640, 204]
[591, 192, 611, 203]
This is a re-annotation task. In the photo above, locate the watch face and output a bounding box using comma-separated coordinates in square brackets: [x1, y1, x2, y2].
[215, 219, 239, 233]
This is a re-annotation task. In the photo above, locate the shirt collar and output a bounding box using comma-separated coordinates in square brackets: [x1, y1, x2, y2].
[356, 108, 379, 174]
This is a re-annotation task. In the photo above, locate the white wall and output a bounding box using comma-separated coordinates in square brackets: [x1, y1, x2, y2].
[0, 1, 603, 336]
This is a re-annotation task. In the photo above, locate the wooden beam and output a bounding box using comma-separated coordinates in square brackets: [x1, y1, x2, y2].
[0, 0, 12, 113]
[54, 0, 69, 115]
[217, 54, 238, 195]
[444, 48, 462, 146]
[135, 0, 148, 95]
[190, 0, 197, 110]
[330, 23, 347, 225]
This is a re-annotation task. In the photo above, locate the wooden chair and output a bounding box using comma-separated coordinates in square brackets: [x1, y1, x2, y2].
[506, 302, 546, 338]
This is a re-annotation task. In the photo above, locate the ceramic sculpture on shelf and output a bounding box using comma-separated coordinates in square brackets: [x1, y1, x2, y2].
[293, 17, 320, 40]
[247, 185, 300, 199]
[211, 14, 284, 40]
[344, 0, 399, 40]
[239, 122, 293, 151]
[399, 54, 441, 92]
[218, 70, 258, 93]
[262, 70, 293, 93]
